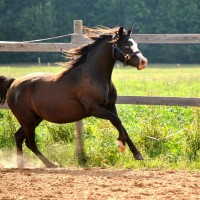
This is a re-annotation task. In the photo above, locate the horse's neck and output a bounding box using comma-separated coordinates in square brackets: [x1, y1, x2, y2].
[86, 40, 115, 81]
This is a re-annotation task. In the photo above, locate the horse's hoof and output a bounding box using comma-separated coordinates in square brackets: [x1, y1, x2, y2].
[117, 140, 126, 153]
[134, 154, 144, 160]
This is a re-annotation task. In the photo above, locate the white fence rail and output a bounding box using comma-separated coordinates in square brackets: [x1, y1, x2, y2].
[1, 34, 200, 52]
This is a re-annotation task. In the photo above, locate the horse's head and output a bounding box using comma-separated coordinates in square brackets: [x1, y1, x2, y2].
[111, 27, 148, 70]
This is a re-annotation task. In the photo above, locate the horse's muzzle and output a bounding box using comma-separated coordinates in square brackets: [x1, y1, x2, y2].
[137, 59, 148, 70]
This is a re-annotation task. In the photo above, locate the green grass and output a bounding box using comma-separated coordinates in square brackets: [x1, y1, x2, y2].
[113, 64, 200, 97]
[0, 64, 200, 170]
[2, 63, 199, 97]
[0, 64, 63, 78]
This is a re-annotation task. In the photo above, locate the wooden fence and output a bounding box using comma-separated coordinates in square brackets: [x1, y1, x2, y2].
[0, 20, 200, 163]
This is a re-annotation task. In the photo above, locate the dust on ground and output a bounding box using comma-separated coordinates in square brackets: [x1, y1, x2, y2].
[0, 167, 199, 200]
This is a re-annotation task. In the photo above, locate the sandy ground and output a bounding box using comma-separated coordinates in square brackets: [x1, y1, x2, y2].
[0, 168, 199, 200]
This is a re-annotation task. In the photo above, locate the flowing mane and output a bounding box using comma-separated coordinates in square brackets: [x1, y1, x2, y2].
[57, 26, 120, 78]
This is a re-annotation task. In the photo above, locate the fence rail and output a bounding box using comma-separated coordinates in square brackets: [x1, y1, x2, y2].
[1, 34, 200, 52]
[0, 20, 200, 164]
[1, 96, 200, 110]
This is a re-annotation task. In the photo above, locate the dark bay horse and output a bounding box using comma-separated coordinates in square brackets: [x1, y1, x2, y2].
[0, 27, 148, 168]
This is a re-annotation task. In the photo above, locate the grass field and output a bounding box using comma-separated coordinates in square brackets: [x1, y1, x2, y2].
[0, 64, 200, 170]
[1, 63, 200, 97]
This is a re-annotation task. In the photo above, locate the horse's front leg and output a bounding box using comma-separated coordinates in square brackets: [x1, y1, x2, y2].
[91, 105, 143, 160]
[108, 105, 144, 160]
[122, 127, 144, 160]
[92, 105, 126, 148]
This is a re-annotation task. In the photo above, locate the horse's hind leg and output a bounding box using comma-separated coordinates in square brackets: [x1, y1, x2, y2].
[25, 132, 57, 168]
[22, 118, 57, 168]
[12, 106, 56, 168]
[15, 127, 25, 168]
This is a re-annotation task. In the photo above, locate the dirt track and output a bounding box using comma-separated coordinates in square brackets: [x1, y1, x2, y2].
[0, 168, 199, 200]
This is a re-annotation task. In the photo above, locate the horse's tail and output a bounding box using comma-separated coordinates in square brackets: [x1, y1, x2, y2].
[0, 76, 15, 105]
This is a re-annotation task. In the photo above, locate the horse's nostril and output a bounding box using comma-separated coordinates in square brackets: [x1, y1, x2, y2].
[141, 60, 145, 65]
[141, 59, 147, 66]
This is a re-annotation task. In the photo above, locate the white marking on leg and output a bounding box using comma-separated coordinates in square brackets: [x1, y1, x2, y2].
[117, 140, 126, 153]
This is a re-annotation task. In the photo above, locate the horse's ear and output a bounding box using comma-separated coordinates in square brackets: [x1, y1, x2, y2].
[119, 27, 124, 37]
[127, 28, 132, 36]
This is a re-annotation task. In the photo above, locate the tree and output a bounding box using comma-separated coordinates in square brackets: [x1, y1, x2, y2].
[1, 0, 200, 63]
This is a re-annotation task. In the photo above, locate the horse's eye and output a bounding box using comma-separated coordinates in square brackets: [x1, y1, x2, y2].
[124, 46, 130, 49]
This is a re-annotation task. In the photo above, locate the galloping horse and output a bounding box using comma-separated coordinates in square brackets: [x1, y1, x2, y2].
[0, 27, 148, 168]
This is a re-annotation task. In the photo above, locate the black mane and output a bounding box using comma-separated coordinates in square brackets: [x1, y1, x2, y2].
[58, 27, 120, 75]
[70, 35, 109, 68]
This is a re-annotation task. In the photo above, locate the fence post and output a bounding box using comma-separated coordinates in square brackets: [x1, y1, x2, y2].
[74, 20, 83, 34]
[74, 20, 85, 164]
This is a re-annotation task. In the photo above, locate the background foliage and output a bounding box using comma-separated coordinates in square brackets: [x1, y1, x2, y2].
[0, 0, 200, 63]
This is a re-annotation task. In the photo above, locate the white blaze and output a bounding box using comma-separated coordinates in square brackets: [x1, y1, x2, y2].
[128, 38, 147, 63]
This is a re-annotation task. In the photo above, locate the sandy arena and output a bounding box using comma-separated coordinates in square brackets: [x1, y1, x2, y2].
[0, 167, 199, 200]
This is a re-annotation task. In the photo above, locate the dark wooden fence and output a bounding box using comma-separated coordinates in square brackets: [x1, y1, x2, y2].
[0, 20, 200, 163]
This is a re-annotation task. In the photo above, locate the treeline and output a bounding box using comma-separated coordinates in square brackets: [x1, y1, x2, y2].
[0, 0, 200, 64]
